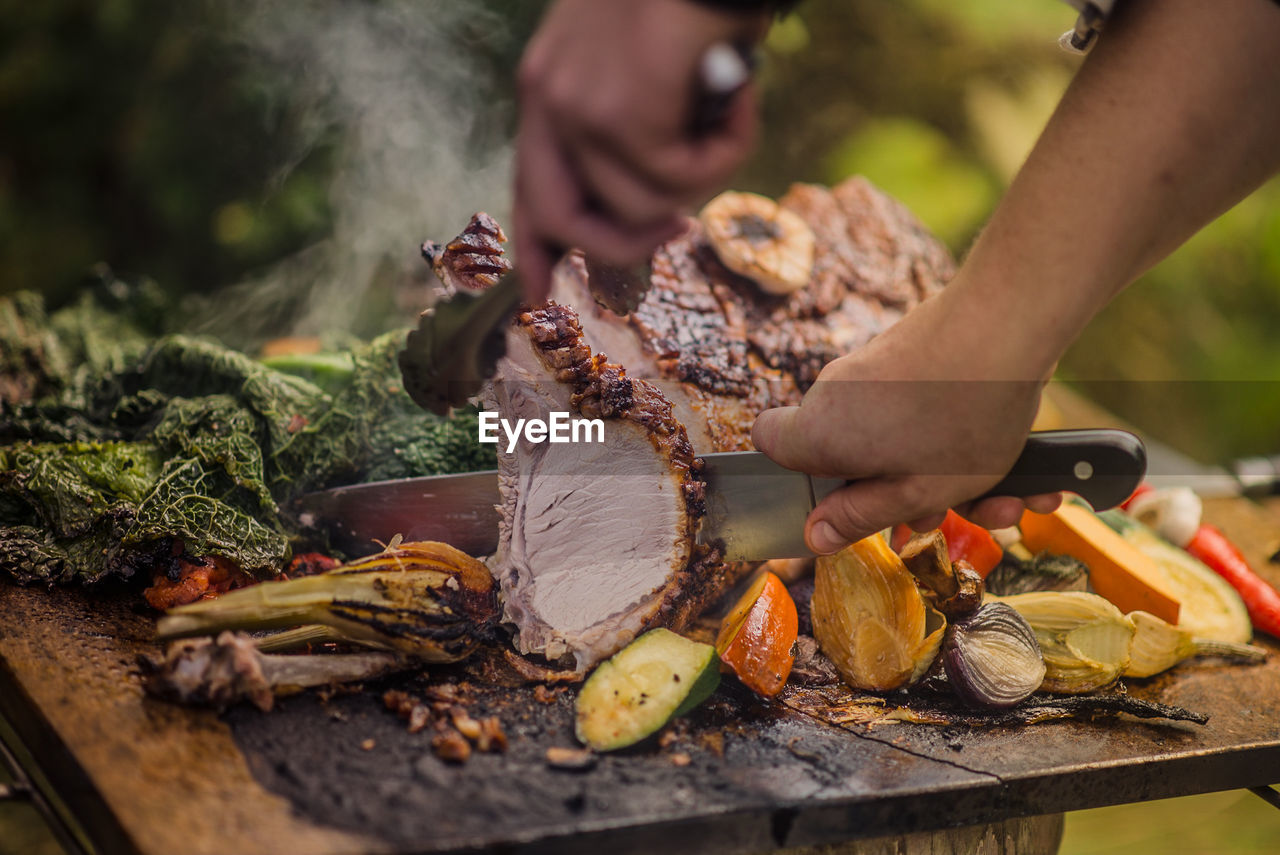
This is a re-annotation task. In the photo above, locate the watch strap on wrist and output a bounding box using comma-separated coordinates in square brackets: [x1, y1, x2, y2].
[686, 0, 802, 16]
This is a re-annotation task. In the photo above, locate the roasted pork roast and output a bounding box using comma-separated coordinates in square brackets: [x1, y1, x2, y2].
[552, 177, 954, 452]
[426, 178, 954, 670]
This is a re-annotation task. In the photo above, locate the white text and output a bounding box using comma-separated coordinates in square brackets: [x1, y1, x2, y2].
[477, 411, 604, 452]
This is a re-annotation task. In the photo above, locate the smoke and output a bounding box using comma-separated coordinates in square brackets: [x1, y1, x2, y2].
[195, 0, 519, 343]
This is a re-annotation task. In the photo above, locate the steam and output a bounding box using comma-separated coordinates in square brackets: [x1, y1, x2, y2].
[197, 0, 517, 343]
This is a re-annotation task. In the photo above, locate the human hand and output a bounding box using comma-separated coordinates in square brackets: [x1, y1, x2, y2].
[513, 0, 766, 301]
[751, 287, 1063, 555]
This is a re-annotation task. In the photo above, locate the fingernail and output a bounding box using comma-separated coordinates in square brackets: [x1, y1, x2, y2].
[808, 521, 849, 555]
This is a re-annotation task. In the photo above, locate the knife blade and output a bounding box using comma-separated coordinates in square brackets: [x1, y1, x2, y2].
[295, 469, 503, 558]
[1138, 434, 1280, 499]
[295, 428, 1145, 560]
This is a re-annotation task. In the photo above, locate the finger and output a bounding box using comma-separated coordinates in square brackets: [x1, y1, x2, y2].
[585, 81, 760, 200]
[512, 200, 555, 304]
[517, 104, 685, 266]
[805, 478, 936, 555]
[750, 405, 807, 470]
[514, 101, 581, 261]
[907, 512, 947, 533]
[753, 398, 877, 480]
[960, 496, 1031, 531]
[567, 139, 689, 229]
[1023, 492, 1063, 514]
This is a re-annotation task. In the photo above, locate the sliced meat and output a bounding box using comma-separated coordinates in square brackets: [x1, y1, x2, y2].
[487, 305, 731, 672]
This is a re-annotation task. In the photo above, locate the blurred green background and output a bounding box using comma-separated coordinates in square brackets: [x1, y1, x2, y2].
[1, 1, 1277, 849]
[4, 0, 1279, 460]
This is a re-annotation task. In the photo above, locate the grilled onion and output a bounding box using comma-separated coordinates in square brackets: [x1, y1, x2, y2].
[157, 541, 498, 662]
[992, 591, 1135, 693]
[812, 535, 946, 691]
[942, 603, 1045, 709]
[1124, 610, 1265, 678]
[699, 191, 816, 295]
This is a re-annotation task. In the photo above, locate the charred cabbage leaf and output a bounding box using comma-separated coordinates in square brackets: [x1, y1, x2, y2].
[1, 286, 494, 587]
[985, 551, 1091, 597]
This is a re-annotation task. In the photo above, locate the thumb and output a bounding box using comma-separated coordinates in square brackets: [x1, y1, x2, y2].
[805, 479, 922, 555]
[751, 405, 814, 472]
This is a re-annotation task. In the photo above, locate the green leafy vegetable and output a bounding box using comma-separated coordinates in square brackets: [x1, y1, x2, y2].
[0, 284, 494, 587]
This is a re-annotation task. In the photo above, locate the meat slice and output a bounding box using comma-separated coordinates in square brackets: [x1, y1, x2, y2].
[486, 304, 730, 671]
[550, 176, 955, 453]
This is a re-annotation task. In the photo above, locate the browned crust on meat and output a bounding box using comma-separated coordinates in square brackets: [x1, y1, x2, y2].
[632, 232, 755, 398]
[601, 177, 955, 425]
[515, 303, 705, 524]
[421, 212, 512, 292]
[511, 303, 739, 640]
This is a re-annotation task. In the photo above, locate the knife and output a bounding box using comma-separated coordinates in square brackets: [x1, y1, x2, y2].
[294, 428, 1146, 560]
[1138, 434, 1280, 499]
[398, 43, 755, 417]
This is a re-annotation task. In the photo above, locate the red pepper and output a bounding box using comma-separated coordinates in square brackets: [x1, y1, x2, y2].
[890, 524, 914, 553]
[1120, 482, 1155, 512]
[1185, 524, 1280, 639]
[890, 511, 1003, 578]
[939, 511, 1003, 578]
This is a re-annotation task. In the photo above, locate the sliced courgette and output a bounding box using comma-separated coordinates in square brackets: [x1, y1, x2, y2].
[574, 628, 720, 751]
[1099, 510, 1252, 643]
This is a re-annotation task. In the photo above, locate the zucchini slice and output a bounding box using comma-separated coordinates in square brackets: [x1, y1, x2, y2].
[574, 628, 720, 751]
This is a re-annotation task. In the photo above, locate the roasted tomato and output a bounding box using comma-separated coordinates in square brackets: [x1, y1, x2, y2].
[715, 571, 798, 697]
[143, 554, 253, 610]
[285, 552, 340, 578]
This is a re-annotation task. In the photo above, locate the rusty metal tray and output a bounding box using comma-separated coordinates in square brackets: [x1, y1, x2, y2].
[3, 388, 1279, 855]
[2, 492, 1278, 855]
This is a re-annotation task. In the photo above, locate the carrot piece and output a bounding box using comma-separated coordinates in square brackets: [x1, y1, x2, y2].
[715, 571, 798, 698]
[1019, 505, 1181, 624]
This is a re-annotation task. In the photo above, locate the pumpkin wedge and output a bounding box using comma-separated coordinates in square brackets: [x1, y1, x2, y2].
[715, 571, 798, 697]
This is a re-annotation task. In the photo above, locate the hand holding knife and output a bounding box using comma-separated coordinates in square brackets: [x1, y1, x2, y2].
[297, 429, 1147, 559]
[399, 42, 755, 417]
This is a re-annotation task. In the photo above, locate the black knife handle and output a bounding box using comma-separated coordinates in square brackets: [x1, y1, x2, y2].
[979, 428, 1147, 510]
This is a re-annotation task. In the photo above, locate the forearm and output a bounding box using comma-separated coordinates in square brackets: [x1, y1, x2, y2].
[946, 0, 1280, 378]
